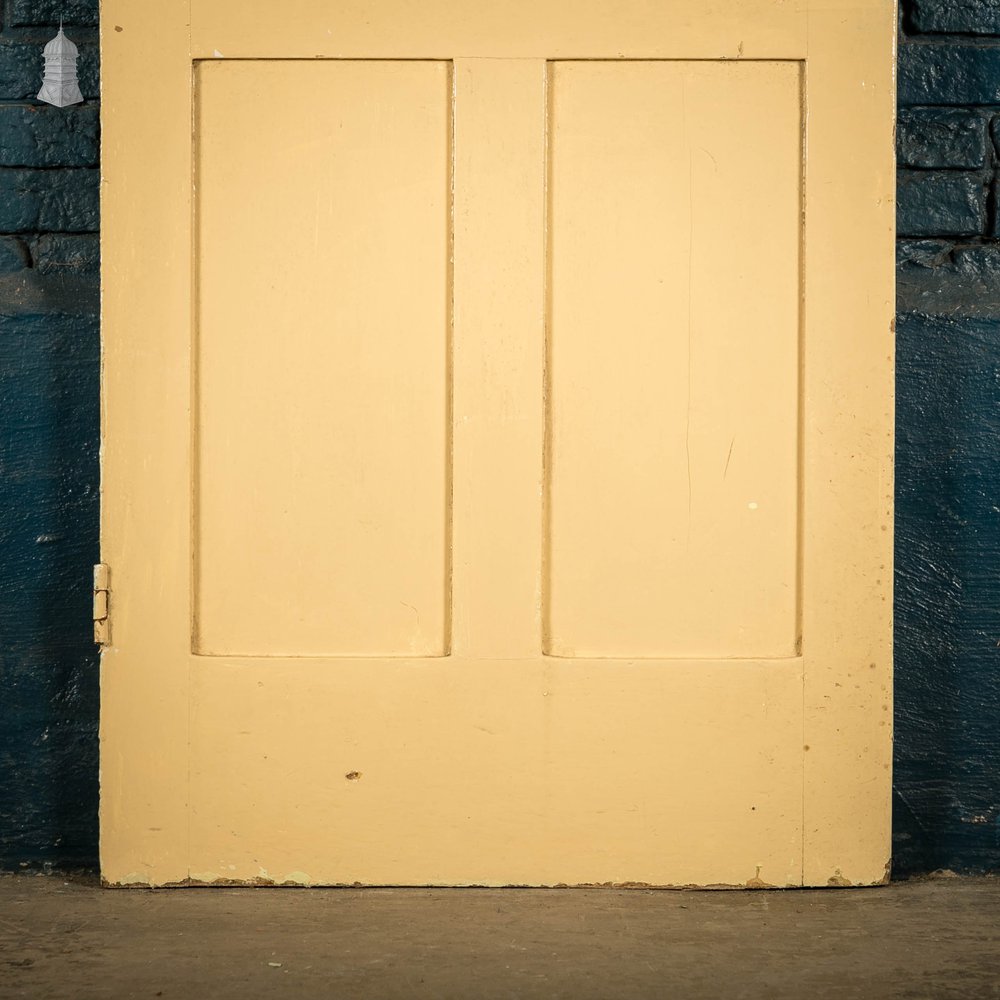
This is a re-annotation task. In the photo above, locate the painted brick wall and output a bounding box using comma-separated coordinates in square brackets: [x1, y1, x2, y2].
[894, 0, 1000, 873]
[0, 1, 998, 875]
[0, 0, 100, 870]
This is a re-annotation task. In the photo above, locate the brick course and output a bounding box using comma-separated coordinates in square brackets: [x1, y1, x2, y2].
[897, 170, 988, 236]
[909, 0, 1000, 35]
[897, 109, 989, 169]
[8, 0, 99, 27]
[0, 35, 98, 101]
[0, 103, 99, 167]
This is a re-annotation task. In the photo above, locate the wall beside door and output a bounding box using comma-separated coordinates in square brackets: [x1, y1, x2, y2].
[0, 0, 997, 875]
[895, 0, 1000, 874]
[0, 0, 100, 871]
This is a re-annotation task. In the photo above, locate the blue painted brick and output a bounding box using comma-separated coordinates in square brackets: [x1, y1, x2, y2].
[0, 314, 99, 648]
[0, 38, 99, 102]
[895, 312, 1000, 873]
[0, 237, 30, 272]
[897, 171, 987, 237]
[897, 109, 988, 169]
[0, 104, 98, 168]
[0, 310, 99, 871]
[0, 168, 99, 232]
[29, 234, 99, 275]
[899, 42, 1000, 106]
[910, 0, 1000, 34]
[0, 0, 101, 873]
[0, 312, 99, 655]
[0, 719, 98, 869]
[9, 0, 99, 27]
[898, 241, 1000, 318]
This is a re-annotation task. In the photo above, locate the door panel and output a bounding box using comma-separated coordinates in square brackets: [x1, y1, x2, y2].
[100, 0, 895, 888]
[187, 659, 804, 887]
[546, 61, 801, 659]
[195, 61, 451, 657]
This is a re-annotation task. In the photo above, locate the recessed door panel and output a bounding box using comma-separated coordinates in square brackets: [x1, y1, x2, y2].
[194, 61, 451, 657]
[546, 61, 801, 659]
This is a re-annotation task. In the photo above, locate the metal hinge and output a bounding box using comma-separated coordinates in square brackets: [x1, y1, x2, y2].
[93, 563, 111, 645]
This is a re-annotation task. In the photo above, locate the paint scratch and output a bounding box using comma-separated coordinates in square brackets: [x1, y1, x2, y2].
[683, 78, 694, 541]
[724, 436, 736, 479]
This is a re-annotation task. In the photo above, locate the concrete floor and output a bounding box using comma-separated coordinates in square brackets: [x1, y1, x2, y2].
[0, 875, 998, 999]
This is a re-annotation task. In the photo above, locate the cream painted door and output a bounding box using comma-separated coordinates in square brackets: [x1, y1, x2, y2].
[100, 1, 895, 887]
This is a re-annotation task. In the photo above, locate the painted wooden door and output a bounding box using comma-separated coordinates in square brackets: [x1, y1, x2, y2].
[100, 0, 895, 887]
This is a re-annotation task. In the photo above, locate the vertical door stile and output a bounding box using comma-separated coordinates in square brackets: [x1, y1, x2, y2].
[450, 59, 547, 661]
[800, 4, 896, 886]
[100, 0, 194, 885]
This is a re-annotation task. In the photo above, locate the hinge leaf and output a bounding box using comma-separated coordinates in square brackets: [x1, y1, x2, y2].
[93, 563, 111, 645]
